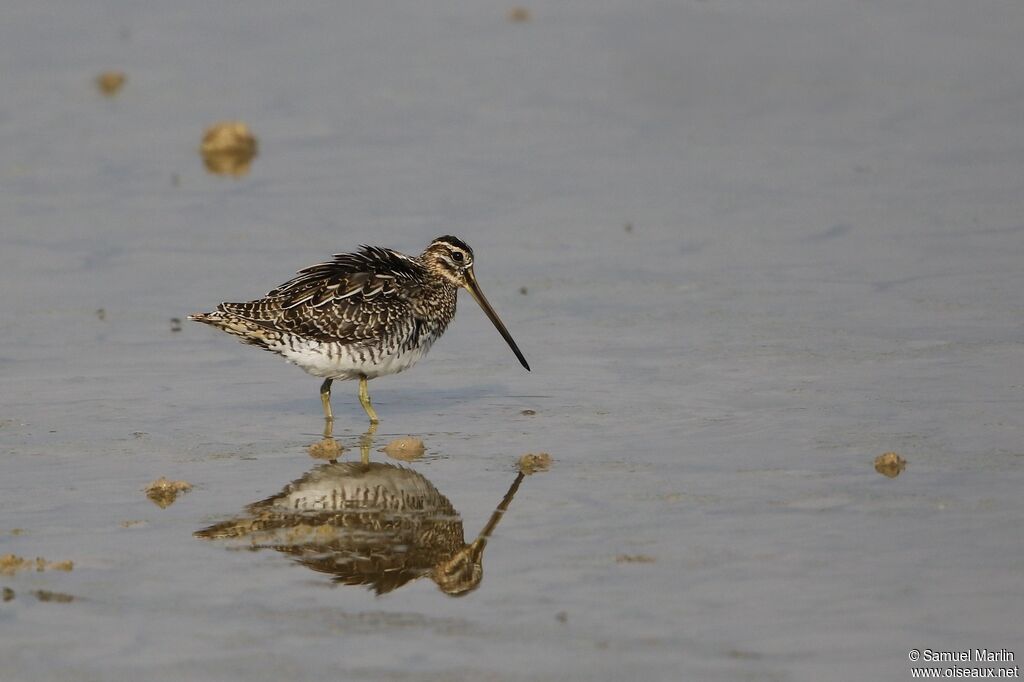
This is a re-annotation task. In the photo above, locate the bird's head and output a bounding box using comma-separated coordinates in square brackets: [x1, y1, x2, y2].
[421, 235, 530, 371]
[431, 538, 486, 597]
[422, 235, 475, 287]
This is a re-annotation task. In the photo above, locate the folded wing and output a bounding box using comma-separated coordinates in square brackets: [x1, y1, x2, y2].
[217, 246, 426, 344]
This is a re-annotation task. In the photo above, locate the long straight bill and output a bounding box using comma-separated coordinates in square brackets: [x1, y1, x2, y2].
[463, 268, 530, 371]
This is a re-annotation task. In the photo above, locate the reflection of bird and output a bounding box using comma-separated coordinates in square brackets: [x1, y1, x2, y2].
[189, 236, 529, 423]
[195, 461, 528, 596]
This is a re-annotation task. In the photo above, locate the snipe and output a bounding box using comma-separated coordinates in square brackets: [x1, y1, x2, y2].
[190, 236, 529, 422]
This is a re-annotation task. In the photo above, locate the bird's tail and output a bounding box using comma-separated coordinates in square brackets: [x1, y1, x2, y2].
[188, 310, 278, 348]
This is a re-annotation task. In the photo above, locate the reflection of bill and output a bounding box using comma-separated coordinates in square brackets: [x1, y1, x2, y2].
[196, 460, 541, 596]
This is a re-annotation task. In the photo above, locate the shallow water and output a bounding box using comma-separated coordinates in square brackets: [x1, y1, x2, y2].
[2, 1, 1023, 680]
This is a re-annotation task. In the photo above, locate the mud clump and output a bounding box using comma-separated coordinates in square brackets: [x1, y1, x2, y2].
[199, 121, 258, 177]
[518, 452, 551, 474]
[308, 438, 344, 460]
[616, 554, 656, 564]
[0, 554, 74, 576]
[34, 589, 75, 603]
[96, 71, 126, 96]
[507, 7, 531, 22]
[382, 437, 426, 461]
[146, 477, 193, 508]
[874, 452, 907, 478]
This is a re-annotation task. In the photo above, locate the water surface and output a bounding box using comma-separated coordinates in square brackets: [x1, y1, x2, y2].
[1, 2, 1022, 680]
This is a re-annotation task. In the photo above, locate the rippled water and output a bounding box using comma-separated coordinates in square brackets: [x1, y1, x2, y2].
[2, 2, 1022, 680]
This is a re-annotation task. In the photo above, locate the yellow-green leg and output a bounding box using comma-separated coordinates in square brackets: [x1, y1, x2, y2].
[320, 378, 334, 422]
[359, 422, 378, 465]
[358, 375, 379, 424]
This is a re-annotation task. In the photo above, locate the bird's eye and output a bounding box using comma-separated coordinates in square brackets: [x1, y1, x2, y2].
[451, 251, 464, 263]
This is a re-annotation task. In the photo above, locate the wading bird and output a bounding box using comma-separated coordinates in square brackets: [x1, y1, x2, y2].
[190, 236, 529, 422]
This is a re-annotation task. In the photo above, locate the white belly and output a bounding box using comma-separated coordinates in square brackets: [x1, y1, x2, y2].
[276, 339, 432, 381]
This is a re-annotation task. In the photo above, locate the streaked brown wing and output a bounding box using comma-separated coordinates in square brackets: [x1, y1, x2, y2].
[217, 246, 427, 344]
